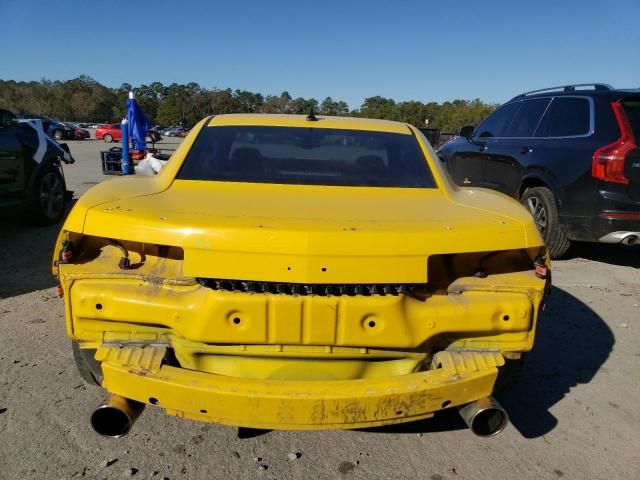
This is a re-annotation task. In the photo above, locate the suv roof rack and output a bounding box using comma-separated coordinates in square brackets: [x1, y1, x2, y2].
[513, 83, 614, 99]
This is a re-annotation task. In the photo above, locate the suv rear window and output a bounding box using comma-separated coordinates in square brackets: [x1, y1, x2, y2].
[178, 126, 436, 188]
[536, 97, 591, 137]
[621, 100, 640, 140]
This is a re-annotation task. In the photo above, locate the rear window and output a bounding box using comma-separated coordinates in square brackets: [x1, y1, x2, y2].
[178, 126, 436, 188]
[536, 97, 591, 137]
[622, 100, 640, 140]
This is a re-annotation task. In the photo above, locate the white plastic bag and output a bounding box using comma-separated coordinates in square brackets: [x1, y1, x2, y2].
[134, 154, 167, 175]
[134, 158, 155, 176]
[148, 155, 167, 173]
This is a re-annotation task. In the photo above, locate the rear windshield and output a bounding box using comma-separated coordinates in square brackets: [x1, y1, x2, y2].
[622, 100, 640, 140]
[178, 126, 436, 188]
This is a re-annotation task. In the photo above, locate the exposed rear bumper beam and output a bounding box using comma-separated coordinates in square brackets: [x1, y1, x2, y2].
[98, 346, 504, 430]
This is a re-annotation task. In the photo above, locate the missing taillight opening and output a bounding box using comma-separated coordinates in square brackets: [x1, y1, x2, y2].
[592, 102, 636, 184]
[56, 234, 183, 270]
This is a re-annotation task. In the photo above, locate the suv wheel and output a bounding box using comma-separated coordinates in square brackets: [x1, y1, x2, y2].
[53, 130, 63, 140]
[521, 186, 570, 258]
[103, 133, 113, 143]
[31, 165, 66, 225]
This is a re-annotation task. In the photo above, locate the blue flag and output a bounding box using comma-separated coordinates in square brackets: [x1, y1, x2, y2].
[126, 97, 152, 150]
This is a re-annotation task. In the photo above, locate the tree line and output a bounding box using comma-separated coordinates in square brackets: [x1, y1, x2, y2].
[0, 76, 497, 132]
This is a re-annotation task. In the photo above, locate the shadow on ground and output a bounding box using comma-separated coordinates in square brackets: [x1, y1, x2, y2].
[500, 286, 614, 438]
[364, 287, 614, 439]
[564, 241, 640, 268]
[0, 216, 66, 299]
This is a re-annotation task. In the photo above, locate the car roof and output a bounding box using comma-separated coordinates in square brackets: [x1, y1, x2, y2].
[209, 114, 413, 134]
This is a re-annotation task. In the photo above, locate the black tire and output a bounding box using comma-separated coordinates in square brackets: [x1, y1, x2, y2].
[72, 341, 102, 386]
[521, 186, 571, 259]
[30, 165, 66, 225]
[494, 356, 526, 394]
[53, 129, 64, 141]
[103, 133, 113, 143]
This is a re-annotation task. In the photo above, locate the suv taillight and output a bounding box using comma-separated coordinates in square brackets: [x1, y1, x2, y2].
[592, 102, 636, 185]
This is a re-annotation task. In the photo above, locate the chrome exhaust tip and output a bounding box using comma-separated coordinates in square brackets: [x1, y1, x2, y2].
[457, 396, 509, 437]
[90, 395, 145, 438]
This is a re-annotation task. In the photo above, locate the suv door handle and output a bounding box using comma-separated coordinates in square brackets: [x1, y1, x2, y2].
[520, 146, 533, 154]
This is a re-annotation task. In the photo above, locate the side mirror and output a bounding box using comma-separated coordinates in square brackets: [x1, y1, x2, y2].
[59, 143, 70, 153]
[459, 125, 475, 139]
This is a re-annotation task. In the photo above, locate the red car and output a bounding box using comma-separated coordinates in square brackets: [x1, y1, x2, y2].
[96, 124, 161, 143]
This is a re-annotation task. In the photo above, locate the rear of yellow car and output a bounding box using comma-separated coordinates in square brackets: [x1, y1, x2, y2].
[54, 114, 550, 437]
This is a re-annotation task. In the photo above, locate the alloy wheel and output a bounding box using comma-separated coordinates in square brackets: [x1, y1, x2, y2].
[39, 172, 64, 220]
[526, 196, 547, 234]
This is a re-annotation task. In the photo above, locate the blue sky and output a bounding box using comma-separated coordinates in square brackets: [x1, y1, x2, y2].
[2, 0, 639, 109]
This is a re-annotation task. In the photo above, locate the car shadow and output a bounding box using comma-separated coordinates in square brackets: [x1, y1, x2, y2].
[499, 286, 614, 438]
[362, 287, 614, 438]
[0, 202, 76, 300]
[564, 241, 640, 268]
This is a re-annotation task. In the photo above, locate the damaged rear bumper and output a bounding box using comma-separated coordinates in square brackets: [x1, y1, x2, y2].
[96, 346, 505, 430]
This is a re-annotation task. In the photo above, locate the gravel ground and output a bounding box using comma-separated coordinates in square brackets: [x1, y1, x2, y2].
[0, 138, 639, 480]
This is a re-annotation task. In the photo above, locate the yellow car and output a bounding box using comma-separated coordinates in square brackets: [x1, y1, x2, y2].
[54, 113, 550, 437]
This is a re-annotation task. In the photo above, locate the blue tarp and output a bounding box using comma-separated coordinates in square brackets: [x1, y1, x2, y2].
[126, 97, 152, 150]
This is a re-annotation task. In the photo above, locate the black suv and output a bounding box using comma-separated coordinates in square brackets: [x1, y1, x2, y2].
[438, 83, 640, 258]
[0, 109, 74, 224]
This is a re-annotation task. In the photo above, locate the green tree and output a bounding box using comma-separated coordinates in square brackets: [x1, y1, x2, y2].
[0, 77, 496, 130]
[319, 97, 349, 116]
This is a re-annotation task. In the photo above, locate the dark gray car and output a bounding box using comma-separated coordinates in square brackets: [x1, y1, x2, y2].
[0, 109, 74, 224]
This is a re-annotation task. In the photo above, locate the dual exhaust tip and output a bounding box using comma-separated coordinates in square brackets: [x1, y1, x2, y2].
[91, 394, 508, 438]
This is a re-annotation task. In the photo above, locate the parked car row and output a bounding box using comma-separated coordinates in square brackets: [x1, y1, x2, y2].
[11, 116, 190, 142]
[154, 125, 189, 137]
[62, 122, 91, 139]
[18, 114, 90, 141]
[95, 124, 162, 143]
[438, 83, 640, 258]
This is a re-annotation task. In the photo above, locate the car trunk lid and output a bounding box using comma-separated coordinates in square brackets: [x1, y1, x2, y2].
[81, 180, 530, 284]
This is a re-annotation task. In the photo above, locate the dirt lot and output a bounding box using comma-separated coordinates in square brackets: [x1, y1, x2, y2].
[1, 137, 639, 480]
